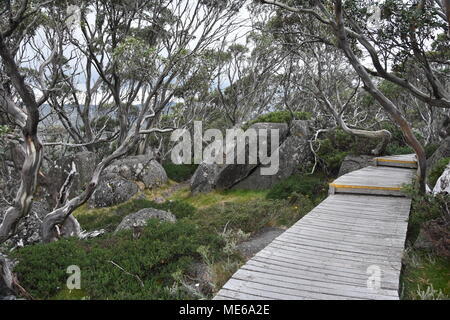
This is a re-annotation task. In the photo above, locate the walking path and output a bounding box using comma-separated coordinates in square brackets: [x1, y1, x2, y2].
[214, 154, 417, 300]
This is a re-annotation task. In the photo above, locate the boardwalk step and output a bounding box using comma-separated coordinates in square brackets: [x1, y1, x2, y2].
[374, 154, 417, 169]
[329, 166, 415, 197]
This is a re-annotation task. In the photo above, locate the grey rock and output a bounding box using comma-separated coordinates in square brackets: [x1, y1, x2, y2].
[214, 123, 288, 190]
[114, 208, 176, 233]
[106, 155, 168, 189]
[0, 201, 49, 248]
[232, 120, 313, 190]
[88, 173, 139, 208]
[190, 121, 307, 193]
[190, 164, 224, 194]
[47, 151, 99, 198]
[338, 155, 375, 177]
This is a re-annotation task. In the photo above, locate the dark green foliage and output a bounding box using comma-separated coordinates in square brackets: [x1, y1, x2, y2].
[316, 129, 376, 175]
[380, 122, 414, 155]
[163, 163, 198, 182]
[12, 220, 223, 300]
[403, 186, 449, 243]
[243, 110, 311, 129]
[401, 251, 450, 299]
[266, 173, 327, 201]
[428, 157, 450, 189]
[424, 143, 439, 159]
[161, 200, 197, 219]
[316, 124, 423, 176]
[76, 199, 197, 231]
[385, 144, 414, 155]
[400, 186, 450, 299]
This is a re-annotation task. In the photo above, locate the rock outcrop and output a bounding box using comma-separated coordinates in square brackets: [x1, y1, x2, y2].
[0, 201, 49, 248]
[46, 151, 99, 199]
[88, 173, 139, 208]
[232, 120, 312, 190]
[190, 164, 223, 194]
[114, 208, 176, 233]
[89, 155, 168, 208]
[105, 155, 168, 189]
[190, 120, 313, 192]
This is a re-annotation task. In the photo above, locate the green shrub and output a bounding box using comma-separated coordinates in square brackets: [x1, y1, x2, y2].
[316, 134, 349, 175]
[428, 157, 450, 189]
[400, 187, 450, 300]
[266, 174, 327, 200]
[161, 200, 197, 219]
[243, 110, 311, 129]
[403, 186, 449, 242]
[385, 144, 414, 155]
[381, 122, 423, 155]
[401, 250, 450, 299]
[163, 163, 198, 182]
[75, 198, 197, 231]
[316, 129, 377, 175]
[12, 219, 223, 300]
[316, 125, 422, 175]
[425, 143, 439, 158]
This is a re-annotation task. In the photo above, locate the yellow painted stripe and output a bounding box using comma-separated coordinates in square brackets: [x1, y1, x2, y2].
[329, 183, 402, 191]
[376, 158, 416, 164]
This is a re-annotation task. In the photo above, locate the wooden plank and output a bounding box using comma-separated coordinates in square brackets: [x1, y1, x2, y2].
[268, 237, 403, 261]
[233, 268, 399, 299]
[267, 240, 404, 267]
[320, 199, 411, 212]
[253, 246, 402, 280]
[215, 289, 270, 300]
[248, 254, 400, 288]
[222, 278, 358, 300]
[276, 234, 405, 256]
[300, 213, 408, 230]
[284, 221, 406, 241]
[287, 223, 407, 239]
[326, 194, 412, 206]
[310, 206, 409, 219]
[322, 194, 412, 206]
[283, 226, 407, 247]
[221, 278, 314, 300]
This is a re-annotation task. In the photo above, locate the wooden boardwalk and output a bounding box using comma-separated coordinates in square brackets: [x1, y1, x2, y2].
[214, 154, 416, 300]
